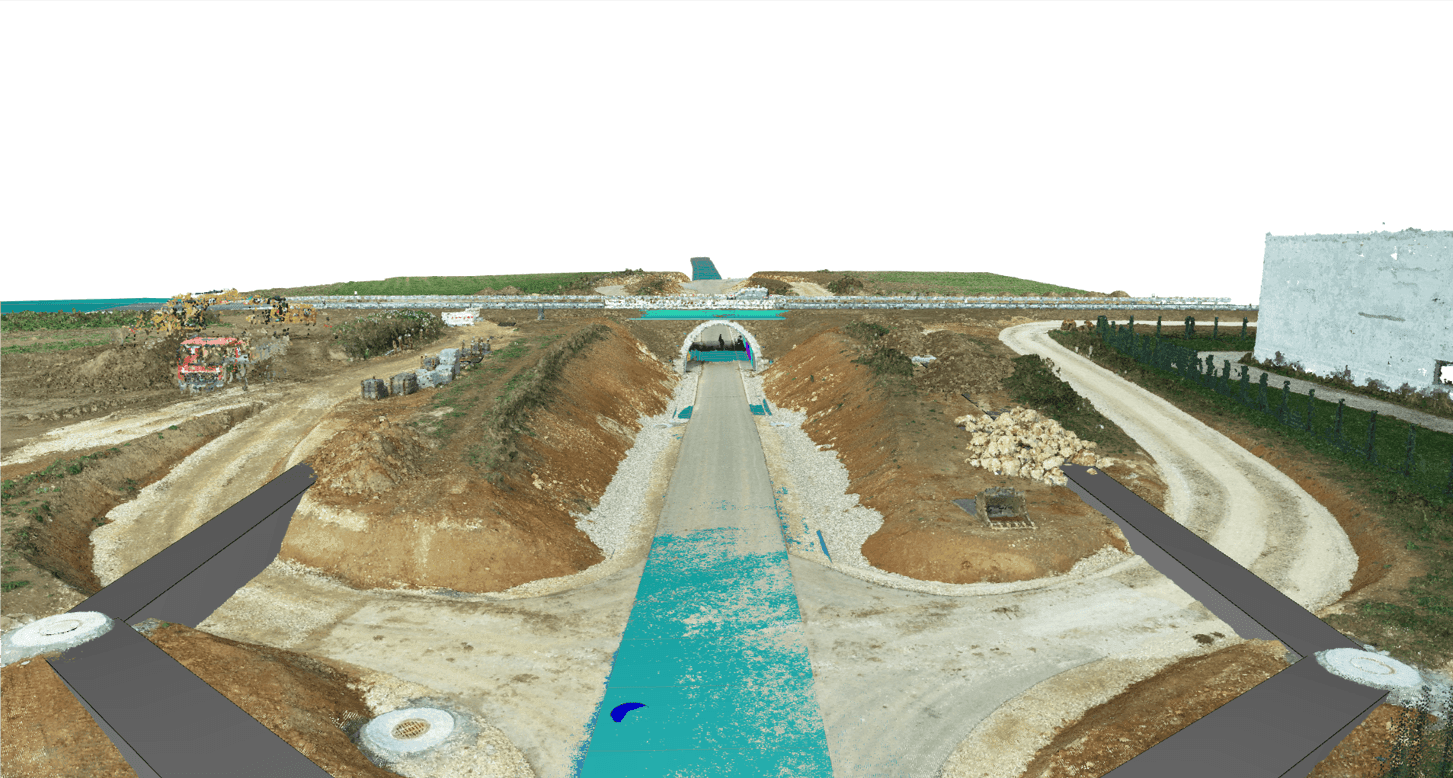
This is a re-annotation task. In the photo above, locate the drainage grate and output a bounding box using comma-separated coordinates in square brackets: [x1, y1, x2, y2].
[392, 719, 430, 739]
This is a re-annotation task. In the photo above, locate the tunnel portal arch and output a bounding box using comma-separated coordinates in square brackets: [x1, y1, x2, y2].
[677, 320, 764, 373]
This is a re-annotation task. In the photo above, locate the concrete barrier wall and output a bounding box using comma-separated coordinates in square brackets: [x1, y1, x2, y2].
[1257, 230, 1453, 393]
[210, 296, 1255, 312]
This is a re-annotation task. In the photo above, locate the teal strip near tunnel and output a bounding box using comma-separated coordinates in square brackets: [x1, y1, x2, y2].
[576, 529, 833, 777]
[637, 310, 788, 320]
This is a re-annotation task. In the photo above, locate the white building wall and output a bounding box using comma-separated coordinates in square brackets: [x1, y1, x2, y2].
[1255, 229, 1453, 395]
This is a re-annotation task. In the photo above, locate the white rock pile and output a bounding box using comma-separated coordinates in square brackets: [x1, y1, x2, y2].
[955, 406, 1113, 487]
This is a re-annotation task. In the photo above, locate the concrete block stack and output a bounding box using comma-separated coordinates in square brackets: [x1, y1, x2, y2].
[954, 406, 1113, 487]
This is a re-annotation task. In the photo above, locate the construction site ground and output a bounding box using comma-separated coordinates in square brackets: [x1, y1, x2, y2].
[0, 304, 1446, 778]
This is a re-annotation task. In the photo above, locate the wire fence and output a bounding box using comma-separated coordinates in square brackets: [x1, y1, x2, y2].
[1092, 316, 1453, 501]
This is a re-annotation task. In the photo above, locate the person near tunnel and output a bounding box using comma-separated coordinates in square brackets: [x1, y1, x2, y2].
[718, 334, 725, 350]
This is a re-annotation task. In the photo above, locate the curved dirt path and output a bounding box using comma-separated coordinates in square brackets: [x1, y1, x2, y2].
[922, 320, 1360, 777]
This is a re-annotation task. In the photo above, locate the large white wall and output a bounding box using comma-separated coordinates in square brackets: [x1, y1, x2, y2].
[1255, 229, 1453, 395]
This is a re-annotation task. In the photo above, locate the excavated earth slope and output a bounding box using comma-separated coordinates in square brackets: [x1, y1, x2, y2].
[1, 306, 1437, 777]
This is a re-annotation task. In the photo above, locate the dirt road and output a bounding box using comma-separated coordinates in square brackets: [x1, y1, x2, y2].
[930, 321, 1361, 777]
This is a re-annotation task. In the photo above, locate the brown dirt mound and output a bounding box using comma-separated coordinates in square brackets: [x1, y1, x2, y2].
[762, 328, 1146, 585]
[278, 319, 676, 593]
[624, 273, 688, 296]
[3, 334, 184, 400]
[0, 619, 400, 778]
[2, 403, 267, 606]
[1013, 638, 1421, 778]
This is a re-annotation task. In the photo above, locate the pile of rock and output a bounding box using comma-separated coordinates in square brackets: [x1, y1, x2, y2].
[954, 406, 1112, 487]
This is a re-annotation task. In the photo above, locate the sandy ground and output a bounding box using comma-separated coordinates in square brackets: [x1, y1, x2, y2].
[3, 309, 1436, 776]
[788, 281, 834, 297]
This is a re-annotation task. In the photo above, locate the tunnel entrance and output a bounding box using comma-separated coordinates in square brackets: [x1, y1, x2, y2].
[691, 323, 750, 362]
[677, 321, 764, 372]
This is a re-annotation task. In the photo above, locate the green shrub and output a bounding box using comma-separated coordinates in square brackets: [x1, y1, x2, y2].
[827, 274, 865, 295]
[331, 310, 446, 361]
[1001, 354, 1095, 418]
[471, 324, 610, 479]
[853, 344, 914, 378]
[844, 321, 890, 342]
[751, 277, 794, 296]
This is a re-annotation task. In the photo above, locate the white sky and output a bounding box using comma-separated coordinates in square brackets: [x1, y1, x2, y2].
[3, 1, 1448, 305]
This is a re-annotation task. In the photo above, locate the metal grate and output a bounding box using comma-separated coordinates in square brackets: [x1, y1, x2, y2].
[391, 719, 431, 739]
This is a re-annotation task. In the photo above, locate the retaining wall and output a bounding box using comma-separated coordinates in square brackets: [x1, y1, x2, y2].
[205, 296, 1255, 312]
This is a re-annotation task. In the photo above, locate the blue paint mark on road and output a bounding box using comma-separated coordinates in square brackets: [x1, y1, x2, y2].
[678, 405, 693, 419]
[576, 528, 833, 776]
[611, 702, 647, 722]
[816, 530, 832, 561]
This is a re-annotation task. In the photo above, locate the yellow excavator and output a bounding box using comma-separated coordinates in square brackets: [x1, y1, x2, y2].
[246, 295, 318, 326]
[131, 289, 258, 336]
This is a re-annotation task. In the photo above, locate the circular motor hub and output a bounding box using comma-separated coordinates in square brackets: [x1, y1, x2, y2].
[1, 612, 113, 665]
[359, 707, 455, 756]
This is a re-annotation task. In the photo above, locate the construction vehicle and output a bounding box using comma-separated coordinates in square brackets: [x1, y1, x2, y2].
[176, 336, 250, 392]
[246, 296, 318, 326]
[458, 337, 489, 367]
[132, 288, 248, 336]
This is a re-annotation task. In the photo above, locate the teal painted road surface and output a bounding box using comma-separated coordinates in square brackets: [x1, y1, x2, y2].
[575, 361, 833, 777]
[637, 310, 788, 320]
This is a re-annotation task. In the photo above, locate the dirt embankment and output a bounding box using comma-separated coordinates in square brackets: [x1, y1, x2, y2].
[761, 326, 1168, 585]
[278, 319, 676, 593]
[0, 618, 405, 778]
[2, 403, 267, 614]
[1010, 637, 1416, 778]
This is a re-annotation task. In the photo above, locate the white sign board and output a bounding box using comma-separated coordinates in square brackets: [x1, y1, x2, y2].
[442, 310, 481, 327]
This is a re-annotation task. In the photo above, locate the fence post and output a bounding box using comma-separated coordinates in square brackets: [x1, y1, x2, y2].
[1306, 388, 1315, 433]
[1259, 372, 1270, 412]
[1241, 318, 1248, 342]
[1156, 316, 1162, 339]
[1446, 452, 1453, 497]
[1365, 410, 1379, 466]
[1222, 360, 1231, 396]
[1213, 316, 1219, 342]
[1402, 423, 1417, 478]
[1279, 380, 1290, 424]
[1240, 365, 1251, 404]
[1335, 399, 1346, 443]
[1185, 315, 1195, 339]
